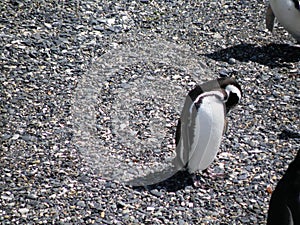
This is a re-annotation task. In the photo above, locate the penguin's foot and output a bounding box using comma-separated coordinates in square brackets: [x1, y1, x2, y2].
[191, 173, 206, 188]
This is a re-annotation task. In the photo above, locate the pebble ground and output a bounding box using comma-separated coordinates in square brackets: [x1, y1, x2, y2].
[1, 0, 299, 224]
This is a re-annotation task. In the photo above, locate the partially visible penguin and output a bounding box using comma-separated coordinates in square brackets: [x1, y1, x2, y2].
[267, 150, 300, 225]
[266, 0, 300, 42]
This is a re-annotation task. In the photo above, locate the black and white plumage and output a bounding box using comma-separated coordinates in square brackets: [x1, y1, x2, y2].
[267, 150, 300, 225]
[266, 0, 300, 42]
[173, 78, 242, 178]
[126, 78, 242, 187]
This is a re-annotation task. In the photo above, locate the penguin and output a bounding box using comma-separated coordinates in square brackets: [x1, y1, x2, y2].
[126, 78, 242, 187]
[267, 150, 300, 225]
[173, 77, 242, 186]
[266, 0, 300, 42]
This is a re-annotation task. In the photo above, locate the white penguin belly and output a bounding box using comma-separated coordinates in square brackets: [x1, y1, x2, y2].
[187, 96, 225, 173]
[270, 0, 300, 41]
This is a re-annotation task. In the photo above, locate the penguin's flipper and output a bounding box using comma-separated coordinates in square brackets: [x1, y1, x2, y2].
[266, 4, 275, 32]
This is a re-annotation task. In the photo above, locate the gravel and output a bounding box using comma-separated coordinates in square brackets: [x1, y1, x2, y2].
[1, 0, 299, 224]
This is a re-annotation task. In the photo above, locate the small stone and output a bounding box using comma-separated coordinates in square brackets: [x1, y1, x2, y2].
[150, 189, 163, 197]
[2, 134, 11, 140]
[228, 58, 236, 64]
[44, 23, 52, 29]
[213, 33, 222, 39]
[21, 135, 37, 142]
[100, 211, 105, 218]
[172, 75, 181, 80]
[146, 206, 155, 211]
[219, 69, 228, 77]
[1, 195, 13, 201]
[77, 201, 86, 208]
[19, 208, 30, 214]
[11, 134, 20, 140]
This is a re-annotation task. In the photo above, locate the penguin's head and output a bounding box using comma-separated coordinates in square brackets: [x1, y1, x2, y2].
[217, 78, 242, 114]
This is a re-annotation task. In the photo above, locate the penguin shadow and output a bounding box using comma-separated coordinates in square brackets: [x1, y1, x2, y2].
[132, 170, 194, 192]
[205, 43, 300, 68]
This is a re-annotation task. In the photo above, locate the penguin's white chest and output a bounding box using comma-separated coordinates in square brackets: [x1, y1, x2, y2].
[186, 96, 225, 173]
[270, 0, 300, 41]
